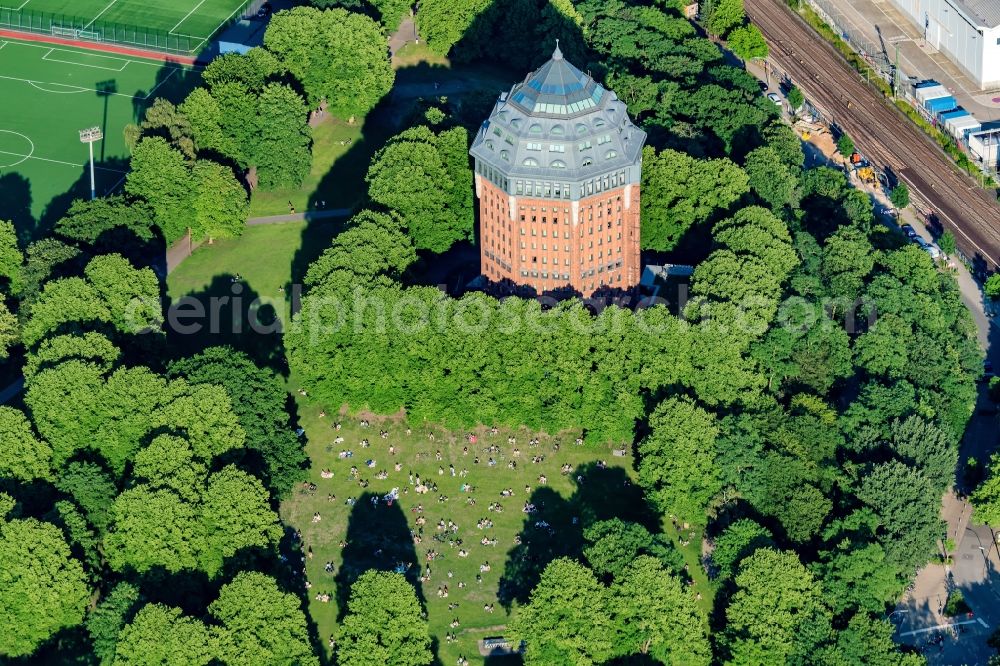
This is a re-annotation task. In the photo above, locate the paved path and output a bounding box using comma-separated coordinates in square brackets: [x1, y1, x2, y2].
[247, 208, 353, 225]
[388, 16, 417, 57]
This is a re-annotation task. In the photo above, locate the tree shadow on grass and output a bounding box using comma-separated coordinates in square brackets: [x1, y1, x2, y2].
[33, 156, 131, 243]
[497, 461, 658, 609]
[0, 172, 33, 242]
[165, 274, 287, 376]
[334, 491, 424, 620]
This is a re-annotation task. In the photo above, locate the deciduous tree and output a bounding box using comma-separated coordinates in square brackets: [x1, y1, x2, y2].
[610, 556, 710, 663]
[638, 396, 721, 523]
[210, 572, 318, 666]
[640, 146, 748, 251]
[509, 558, 614, 666]
[0, 503, 90, 658]
[264, 7, 394, 116]
[113, 604, 215, 666]
[337, 571, 432, 666]
[0, 406, 51, 481]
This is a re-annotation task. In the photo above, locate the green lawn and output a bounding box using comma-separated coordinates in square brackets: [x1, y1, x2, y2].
[165, 219, 347, 365]
[0, 36, 197, 238]
[248, 116, 377, 218]
[283, 407, 709, 665]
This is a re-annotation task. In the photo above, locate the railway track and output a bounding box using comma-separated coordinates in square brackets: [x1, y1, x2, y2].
[745, 0, 1000, 270]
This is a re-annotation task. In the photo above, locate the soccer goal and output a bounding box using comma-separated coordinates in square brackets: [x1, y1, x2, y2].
[50, 24, 79, 38]
[78, 29, 102, 41]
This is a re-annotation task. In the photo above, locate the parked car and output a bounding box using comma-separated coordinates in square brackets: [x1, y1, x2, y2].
[256, 2, 273, 18]
[911, 235, 941, 259]
[766, 92, 782, 107]
[900, 224, 918, 239]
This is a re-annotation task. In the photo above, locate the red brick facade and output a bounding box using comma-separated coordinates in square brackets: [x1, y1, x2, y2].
[476, 175, 641, 297]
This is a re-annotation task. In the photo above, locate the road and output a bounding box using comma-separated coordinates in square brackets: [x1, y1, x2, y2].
[746, 0, 1000, 272]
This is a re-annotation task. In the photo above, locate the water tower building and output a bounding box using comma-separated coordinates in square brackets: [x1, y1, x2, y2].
[469, 44, 646, 297]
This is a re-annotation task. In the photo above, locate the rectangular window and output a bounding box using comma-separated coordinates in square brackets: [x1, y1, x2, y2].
[516, 181, 524, 195]
[598, 134, 611, 145]
[578, 140, 592, 151]
[549, 144, 565, 153]
[526, 142, 542, 151]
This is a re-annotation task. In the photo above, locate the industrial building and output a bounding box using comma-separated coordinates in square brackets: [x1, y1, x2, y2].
[889, 0, 1000, 89]
[469, 44, 646, 297]
[969, 127, 1000, 167]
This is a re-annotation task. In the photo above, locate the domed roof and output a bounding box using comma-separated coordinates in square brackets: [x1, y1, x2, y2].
[470, 45, 646, 186]
[508, 42, 605, 118]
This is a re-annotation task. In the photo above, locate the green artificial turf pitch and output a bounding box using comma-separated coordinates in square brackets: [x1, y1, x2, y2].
[0, 36, 196, 237]
[0, 0, 250, 43]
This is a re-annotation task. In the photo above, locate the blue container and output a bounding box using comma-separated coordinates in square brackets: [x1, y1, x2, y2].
[925, 96, 958, 113]
[938, 108, 969, 122]
[915, 80, 939, 88]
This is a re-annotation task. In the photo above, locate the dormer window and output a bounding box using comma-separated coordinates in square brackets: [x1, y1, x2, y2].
[523, 157, 539, 167]
[575, 123, 587, 134]
[551, 160, 566, 169]
[551, 125, 565, 136]
[529, 123, 543, 134]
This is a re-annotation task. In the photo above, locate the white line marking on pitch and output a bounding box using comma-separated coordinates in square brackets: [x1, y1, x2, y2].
[4, 39, 182, 69]
[42, 51, 128, 71]
[142, 65, 180, 99]
[0, 74, 149, 98]
[169, 0, 207, 34]
[0, 0, 32, 11]
[83, 0, 120, 30]
[0, 129, 34, 168]
[0, 148, 126, 172]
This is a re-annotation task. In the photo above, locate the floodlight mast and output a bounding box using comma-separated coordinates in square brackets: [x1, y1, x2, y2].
[79, 126, 103, 200]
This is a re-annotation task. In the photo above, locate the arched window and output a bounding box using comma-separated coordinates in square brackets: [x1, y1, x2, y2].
[500, 150, 509, 161]
[581, 158, 593, 167]
[594, 118, 606, 128]
[528, 123, 543, 134]
[551, 125, 565, 136]
[551, 160, 566, 169]
[510, 118, 522, 129]
[575, 123, 588, 134]
[523, 157, 539, 167]
[485, 140, 494, 150]
[605, 150, 618, 159]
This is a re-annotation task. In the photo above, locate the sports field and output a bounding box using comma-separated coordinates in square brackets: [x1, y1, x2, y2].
[0, 36, 197, 237]
[0, 0, 251, 51]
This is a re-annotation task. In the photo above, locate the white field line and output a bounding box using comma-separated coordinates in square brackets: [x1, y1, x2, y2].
[0, 148, 127, 171]
[5, 39, 163, 67]
[171, 0, 253, 42]
[0, 73, 152, 99]
[42, 50, 128, 71]
[0, 0, 32, 11]
[142, 64, 180, 98]
[169, 0, 206, 34]
[83, 0, 120, 30]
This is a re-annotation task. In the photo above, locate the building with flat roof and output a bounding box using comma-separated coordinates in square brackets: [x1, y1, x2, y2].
[469, 44, 646, 297]
[889, 0, 1000, 89]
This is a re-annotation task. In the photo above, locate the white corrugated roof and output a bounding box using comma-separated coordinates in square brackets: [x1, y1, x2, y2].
[952, 0, 1000, 28]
